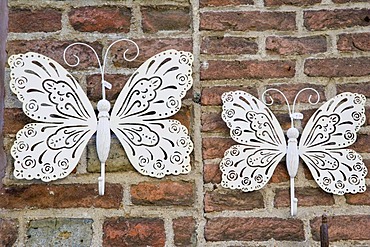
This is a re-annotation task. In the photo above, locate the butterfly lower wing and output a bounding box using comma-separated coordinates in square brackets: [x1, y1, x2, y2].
[112, 120, 193, 177]
[220, 91, 287, 191]
[299, 93, 367, 194]
[9, 52, 97, 181]
[220, 144, 286, 191]
[110, 50, 193, 177]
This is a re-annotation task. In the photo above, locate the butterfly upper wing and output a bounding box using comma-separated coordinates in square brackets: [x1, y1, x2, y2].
[110, 50, 193, 178]
[299, 92, 367, 195]
[9, 52, 97, 181]
[220, 91, 287, 191]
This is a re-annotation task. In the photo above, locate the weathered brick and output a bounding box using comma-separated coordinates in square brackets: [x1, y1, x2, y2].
[103, 217, 165, 247]
[68, 6, 131, 33]
[204, 161, 222, 184]
[200, 11, 296, 31]
[266, 36, 327, 55]
[110, 38, 192, 68]
[274, 187, 335, 208]
[270, 163, 290, 183]
[205, 217, 305, 241]
[337, 82, 370, 98]
[266, 83, 325, 105]
[0, 218, 18, 247]
[201, 86, 258, 106]
[345, 186, 370, 205]
[337, 33, 370, 52]
[333, 0, 369, 3]
[173, 217, 197, 246]
[349, 134, 370, 153]
[27, 218, 93, 247]
[87, 74, 131, 102]
[3, 108, 31, 134]
[310, 215, 370, 241]
[304, 57, 370, 77]
[9, 8, 62, 33]
[202, 138, 237, 159]
[205, 189, 264, 212]
[201, 36, 258, 55]
[201, 60, 295, 80]
[264, 0, 321, 6]
[0, 184, 122, 209]
[304, 9, 370, 31]
[200, 0, 253, 7]
[130, 181, 194, 206]
[201, 112, 227, 133]
[7, 40, 103, 69]
[141, 6, 191, 33]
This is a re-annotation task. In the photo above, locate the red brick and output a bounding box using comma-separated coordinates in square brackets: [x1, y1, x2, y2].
[201, 60, 295, 80]
[7, 40, 103, 69]
[103, 217, 165, 247]
[201, 112, 227, 133]
[264, 0, 320, 6]
[274, 187, 335, 208]
[3, 108, 31, 134]
[337, 33, 370, 52]
[201, 86, 258, 106]
[304, 57, 370, 77]
[204, 161, 222, 184]
[173, 217, 196, 246]
[0, 184, 122, 209]
[265, 83, 325, 106]
[87, 74, 130, 102]
[202, 138, 237, 159]
[336, 82, 370, 98]
[0, 219, 18, 246]
[304, 9, 370, 31]
[345, 186, 370, 205]
[310, 215, 370, 241]
[266, 36, 327, 55]
[9, 8, 62, 33]
[141, 6, 191, 33]
[110, 38, 192, 69]
[201, 36, 258, 55]
[269, 163, 290, 183]
[200, 0, 253, 7]
[68, 6, 131, 33]
[205, 189, 264, 212]
[173, 105, 193, 131]
[349, 134, 370, 153]
[205, 217, 305, 241]
[201, 11, 296, 31]
[130, 181, 194, 206]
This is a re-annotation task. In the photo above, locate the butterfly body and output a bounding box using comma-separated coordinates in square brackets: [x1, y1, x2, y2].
[220, 89, 367, 216]
[9, 42, 194, 195]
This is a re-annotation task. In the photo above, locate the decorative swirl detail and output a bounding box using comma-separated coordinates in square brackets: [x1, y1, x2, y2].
[138, 156, 150, 167]
[349, 175, 360, 185]
[41, 163, 54, 174]
[179, 54, 190, 65]
[223, 93, 233, 102]
[166, 96, 179, 109]
[169, 123, 180, 134]
[353, 95, 363, 104]
[153, 160, 165, 170]
[58, 158, 70, 170]
[254, 174, 263, 183]
[24, 125, 37, 138]
[22, 156, 36, 169]
[344, 130, 355, 141]
[322, 177, 331, 186]
[13, 57, 25, 67]
[232, 127, 242, 137]
[241, 177, 251, 186]
[335, 180, 345, 190]
[227, 170, 238, 181]
[25, 99, 39, 113]
[230, 147, 240, 156]
[222, 158, 233, 167]
[352, 111, 362, 121]
[176, 73, 188, 86]
[170, 152, 183, 165]
[177, 137, 189, 148]
[15, 76, 28, 89]
[16, 141, 29, 152]
[225, 109, 235, 118]
[346, 151, 357, 161]
[353, 162, 364, 172]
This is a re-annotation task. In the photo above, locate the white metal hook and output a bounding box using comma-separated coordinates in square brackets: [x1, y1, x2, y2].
[290, 178, 298, 216]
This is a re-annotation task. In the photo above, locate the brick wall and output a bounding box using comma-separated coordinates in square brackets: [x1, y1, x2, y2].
[1, 0, 370, 246]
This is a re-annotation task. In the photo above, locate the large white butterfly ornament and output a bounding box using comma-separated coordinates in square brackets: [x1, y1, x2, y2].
[220, 88, 367, 216]
[9, 39, 194, 195]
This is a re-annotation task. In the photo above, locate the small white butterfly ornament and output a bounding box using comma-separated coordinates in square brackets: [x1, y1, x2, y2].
[220, 88, 367, 216]
[9, 39, 194, 195]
